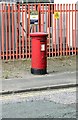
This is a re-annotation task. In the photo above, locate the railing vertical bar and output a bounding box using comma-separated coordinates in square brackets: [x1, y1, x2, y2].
[56, 4, 57, 57]
[42, 4, 44, 32]
[38, 4, 41, 32]
[2, 4, 4, 60]
[14, 4, 16, 59]
[18, 4, 20, 59]
[3, 4, 5, 59]
[14, 4, 17, 59]
[45, 4, 48, 56]
[17, 4, 19, 59]
[24, 4, 26, 58]
[72, 4, 73, 54]
[46, 4, 47, 33]
[48, 4, 51, 57]
[22, 4, 24, 59]
[63, 4, 66, 56]
[50, 4, 53, 57]
[52, 4, 54, 57]
[74, 4, 76, 55]
[8, 4, 11, 59]
[4, 4, 6, 59]
[0, 4, 1, 59]
[55, 4, 57, 57]
[15, 5, 18, 59]
[20, 5, 22, 59]
[12, 4, 14, 60]
[5, 4, 8, 60]
[53, 4, 56, 57]
[38, 4, 39, 32]
[69, 4, 70, 55]
[13, 4, 16, 59]
[28, 4, 30, 58]
[50, 4, 52, 57]
[66, 4, 68, 56]
[34, 4, 36, 32]
[25, 4, 27, 58]
[18, 4, 21, 59]
[19, 4, 21, 58]
[57, 4, 59, 56]
[60, 4, 62, 56]
[62, 4, 65, 56]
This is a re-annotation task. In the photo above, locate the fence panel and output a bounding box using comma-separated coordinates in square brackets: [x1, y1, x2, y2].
[0, 3, 78, 60]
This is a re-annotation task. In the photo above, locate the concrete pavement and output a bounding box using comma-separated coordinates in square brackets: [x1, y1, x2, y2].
[0, 71, 77, 95]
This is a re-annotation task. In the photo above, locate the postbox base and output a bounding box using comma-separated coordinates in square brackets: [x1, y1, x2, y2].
[31, 68, 47, 75]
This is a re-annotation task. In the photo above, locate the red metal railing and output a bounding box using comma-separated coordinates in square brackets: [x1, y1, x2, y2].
[0, 3, 78, 60]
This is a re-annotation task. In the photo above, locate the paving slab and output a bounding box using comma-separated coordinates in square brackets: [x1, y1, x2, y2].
[0, 71, 77, 94]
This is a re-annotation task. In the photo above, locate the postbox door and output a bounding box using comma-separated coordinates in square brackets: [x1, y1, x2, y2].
[40, 41, 47, 68]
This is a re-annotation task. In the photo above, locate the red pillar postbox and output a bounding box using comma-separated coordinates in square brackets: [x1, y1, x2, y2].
[30, 32, 48, 75]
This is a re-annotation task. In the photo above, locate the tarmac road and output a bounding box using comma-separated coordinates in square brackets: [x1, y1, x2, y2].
[0, 87, 77, 118]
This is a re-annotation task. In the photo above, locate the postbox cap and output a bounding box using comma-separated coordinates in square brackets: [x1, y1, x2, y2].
[30, 32, 48, 37]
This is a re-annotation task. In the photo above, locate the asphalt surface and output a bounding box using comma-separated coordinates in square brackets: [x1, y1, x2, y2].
[1, 87, 77, 118]
[0, 71, 77, 94]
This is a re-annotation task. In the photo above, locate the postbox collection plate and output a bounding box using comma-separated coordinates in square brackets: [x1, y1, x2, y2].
[41, 44, 45, 51]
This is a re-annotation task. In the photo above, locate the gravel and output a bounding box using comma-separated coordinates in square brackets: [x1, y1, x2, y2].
[1, 55, 76, 79]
